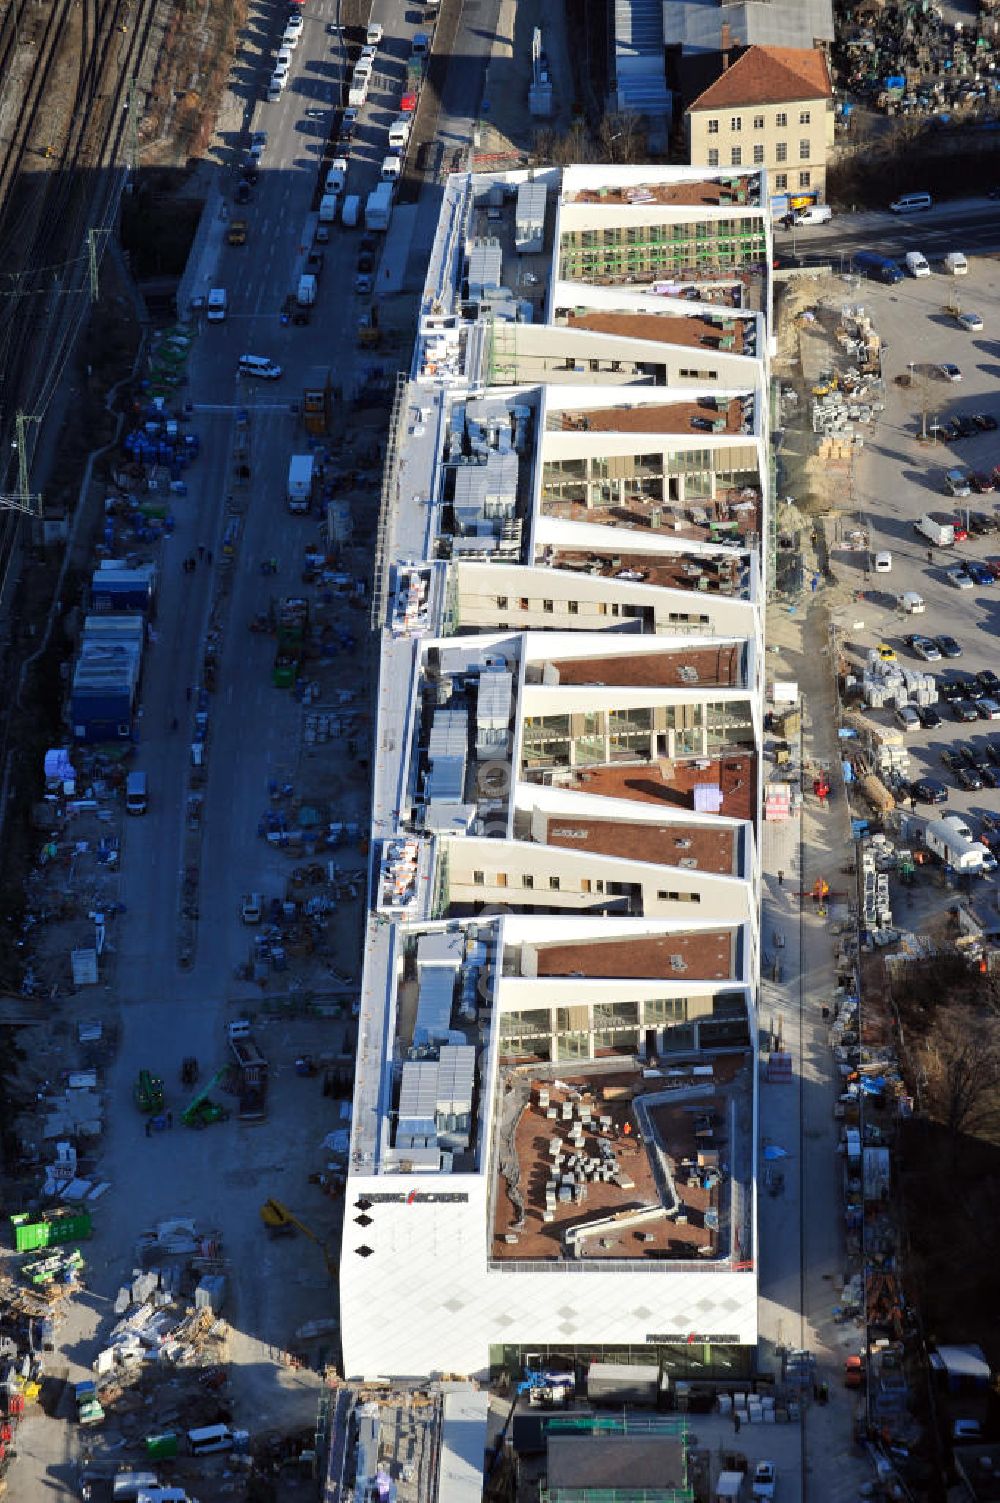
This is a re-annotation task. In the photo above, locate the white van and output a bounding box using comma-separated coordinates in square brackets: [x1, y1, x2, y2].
[873, 551, 892, 573]
[113, 1472, 160, 1500]
[275, 47, 292, 75]
[388, 117, 412, 151]
[341, 193, 361, 228]
[238, 354, 282, 380]
[187, 1424, 235, 1456]
[380, 155, 402, 183]
[267, 73, 285, 100]
[795, 203, 832, 226]
[904, 251, 930, 278]
[890, 192, 932, 213]
[318, 193, 339, 223]
[325, 158, 347, 195]
[944, 251, 968, 275]
[125, 771, 148, 815]
[206, 288, 227, 322]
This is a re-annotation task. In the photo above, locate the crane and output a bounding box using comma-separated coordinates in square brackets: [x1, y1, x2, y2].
[260, 1199, 337, 1279]
[181, 1068, 230, 1128]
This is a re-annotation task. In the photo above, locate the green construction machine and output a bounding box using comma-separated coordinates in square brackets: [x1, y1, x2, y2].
[272, 596, 309, 689]
[134, 1069, 165, 1114]
[181, 1068, 231, 1129]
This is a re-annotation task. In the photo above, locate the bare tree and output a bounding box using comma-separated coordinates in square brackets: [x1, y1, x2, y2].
[921, 1009, 1000, 1144]
[598, 111, 646, 164]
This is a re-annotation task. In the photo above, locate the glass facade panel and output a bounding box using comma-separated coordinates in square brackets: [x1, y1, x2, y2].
[522, 715, 571, 765]
[556, 1031, 591, 1062]
[643, 996, 688, 1024]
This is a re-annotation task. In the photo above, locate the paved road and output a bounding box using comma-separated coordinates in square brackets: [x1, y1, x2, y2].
[14, 0, 468, 1494]
[774, 195, 1000, 266]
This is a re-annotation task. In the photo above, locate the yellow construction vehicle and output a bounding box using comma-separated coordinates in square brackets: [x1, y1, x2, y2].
[357, 304, 381, 348]
[260, 1199, 337, 1279]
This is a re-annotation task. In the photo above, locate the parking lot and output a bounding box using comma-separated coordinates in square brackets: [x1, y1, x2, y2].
[830, 244, 1000, 843]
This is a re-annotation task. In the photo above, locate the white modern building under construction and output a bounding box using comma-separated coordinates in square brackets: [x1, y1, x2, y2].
[341, 165, 773, 1382]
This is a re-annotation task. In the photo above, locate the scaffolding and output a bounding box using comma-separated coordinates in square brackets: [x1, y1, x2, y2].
[371, 372, 409, 629]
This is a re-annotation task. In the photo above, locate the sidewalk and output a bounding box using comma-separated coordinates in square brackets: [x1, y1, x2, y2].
[758, 574, 872, 1503]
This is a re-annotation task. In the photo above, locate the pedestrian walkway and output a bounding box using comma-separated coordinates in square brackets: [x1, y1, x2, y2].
[758, 581, 872, 1503]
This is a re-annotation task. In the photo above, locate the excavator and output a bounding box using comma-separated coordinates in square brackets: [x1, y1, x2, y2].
[181, 1068, 231, 1129]
[260, 1198, 337, 1279]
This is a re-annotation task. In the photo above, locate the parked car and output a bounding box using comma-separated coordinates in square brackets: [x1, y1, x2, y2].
[956, 764, 984, 789]
[967, 562, 995, 586]
[936, 635, 963, 658]
[941, 749, 965, 772]
[978, 669, 1000, 693]
[894, 705, 921, 732]
[752, 1463, 777, 1502]
[905, 634, 941, 661]
[970, 479, 997, 499]
[956, 311, 984, 331]
[876, 642, 897, 661]
[938, 363, 963, 382]
[977, 698, 1000, 720]
[953, 699, 981, 722]
[235, 180, 252, 203]
[973, 413, 998, 432]
[911, 777, 948, 804]
[917, 704, 942, 728]
[946, 566, 974, 589]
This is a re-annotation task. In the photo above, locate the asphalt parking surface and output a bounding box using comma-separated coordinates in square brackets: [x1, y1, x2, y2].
[834, 245, 1000, 838]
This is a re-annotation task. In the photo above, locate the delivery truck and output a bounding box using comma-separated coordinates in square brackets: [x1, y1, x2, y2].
[296, 273, 317, 308]
[287, 453, 317, 514]
[924, 817, 985, 873]
[914, 513, 955, 547]
[227, 1021, 269, 1121]
[365, 181, 393, 231]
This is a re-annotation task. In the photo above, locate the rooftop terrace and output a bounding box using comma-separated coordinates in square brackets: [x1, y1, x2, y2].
[529, 928, 740, 980]
[525, 750, 758, 824]
[545, 643, 741, 689]
[561, 178, 762, 210]
[492, 1061, 751, 1264]
[535, 814, 738, 877]
[540, 489, 762, 548]
[540, 547, 749, 596]
[562, 310, 752, 357]
[547, 396, 752, 438]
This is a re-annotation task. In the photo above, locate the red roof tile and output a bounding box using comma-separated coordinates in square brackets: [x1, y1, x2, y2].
[688, 46, 832, 113]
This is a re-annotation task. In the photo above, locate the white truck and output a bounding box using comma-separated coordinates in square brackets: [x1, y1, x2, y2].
[365, 180, 393, 231]
[296, 273, 317, 308]
[206, 288, 227, 322]
[388, 116, 412, 152]
[318, 193, 339, 223]
[914, 513, 955, 547]
[325, 157, 348, 196]
[341, 193, 361, 227]
[287, 454, 316, 514]
[924, 816, 985, 873]
[348, 69, 369, 108]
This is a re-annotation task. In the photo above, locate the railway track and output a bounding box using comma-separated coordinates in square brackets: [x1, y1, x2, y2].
[0, 0, 76, 216]
[0, 0, 161, 816]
